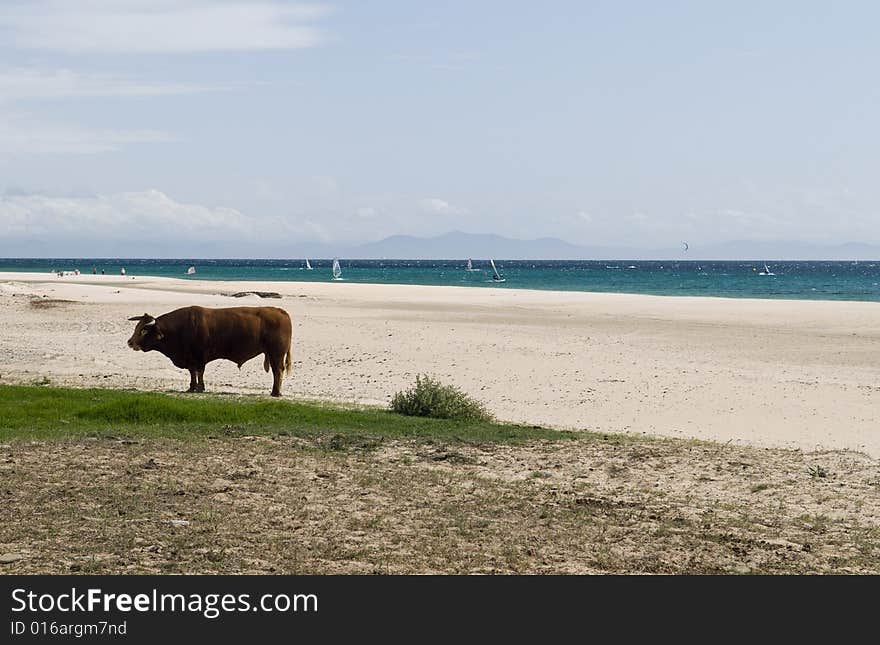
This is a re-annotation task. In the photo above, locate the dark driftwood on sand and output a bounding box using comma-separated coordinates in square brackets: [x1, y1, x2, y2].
[228, 291, 282, 299]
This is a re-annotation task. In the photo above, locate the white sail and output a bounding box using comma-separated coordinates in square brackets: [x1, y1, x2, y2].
[466, 258, 472, 270]
[305, 258, 312, 270]
[331, 258, 342, 280]
[186, 266, 196, 275]
[490, 259, 505, 282]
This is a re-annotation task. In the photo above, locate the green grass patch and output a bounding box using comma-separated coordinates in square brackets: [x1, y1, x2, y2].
[0, 384, 572, 444]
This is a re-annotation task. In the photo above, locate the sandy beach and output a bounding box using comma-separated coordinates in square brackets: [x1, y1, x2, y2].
[2, 271, 879, 456]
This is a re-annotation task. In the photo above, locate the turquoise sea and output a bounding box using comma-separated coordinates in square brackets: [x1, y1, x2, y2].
[2, 258, 880, 302]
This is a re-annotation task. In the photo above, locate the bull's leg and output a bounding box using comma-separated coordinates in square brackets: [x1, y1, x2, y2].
[187, 369, 198, 392]
[268, 353, 284, 397]
[195, 367, 206, 393]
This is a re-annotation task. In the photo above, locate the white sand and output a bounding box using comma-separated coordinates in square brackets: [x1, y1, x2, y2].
[2, 271, 879, 456]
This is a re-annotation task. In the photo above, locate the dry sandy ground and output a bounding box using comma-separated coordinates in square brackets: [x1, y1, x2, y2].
[2, 273, 879, 574]
[1, 435, 878, 574]
[2, 272, 879, 455]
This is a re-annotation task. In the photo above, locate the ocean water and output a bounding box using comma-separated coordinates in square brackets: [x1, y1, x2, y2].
[2, 258, 880, 302]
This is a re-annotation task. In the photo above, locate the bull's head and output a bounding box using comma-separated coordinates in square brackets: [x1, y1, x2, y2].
[127, 314, 164, 351]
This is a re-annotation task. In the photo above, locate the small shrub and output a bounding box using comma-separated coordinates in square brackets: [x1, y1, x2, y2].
[390, 375, 493, 421]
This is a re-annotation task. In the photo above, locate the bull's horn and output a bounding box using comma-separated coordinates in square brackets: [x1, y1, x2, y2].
[128, 314, 154, 322]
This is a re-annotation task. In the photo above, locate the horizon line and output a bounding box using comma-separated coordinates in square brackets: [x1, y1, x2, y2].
[1, 257, 879, 262]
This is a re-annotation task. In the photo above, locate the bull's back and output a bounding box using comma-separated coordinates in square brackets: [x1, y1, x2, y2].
[164, 306, 291, 361]
[205, 307, 290, 346]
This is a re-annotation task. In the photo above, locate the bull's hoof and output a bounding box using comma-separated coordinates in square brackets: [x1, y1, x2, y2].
[270, 391, 281, 398]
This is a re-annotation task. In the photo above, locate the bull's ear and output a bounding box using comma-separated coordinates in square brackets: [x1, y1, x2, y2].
[154, 328, 164, 340]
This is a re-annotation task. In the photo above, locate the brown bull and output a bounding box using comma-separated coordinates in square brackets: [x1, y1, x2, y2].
[127, 305, 292, 397]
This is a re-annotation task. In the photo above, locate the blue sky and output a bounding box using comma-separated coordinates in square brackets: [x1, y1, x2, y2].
[1, 1, 879, 256]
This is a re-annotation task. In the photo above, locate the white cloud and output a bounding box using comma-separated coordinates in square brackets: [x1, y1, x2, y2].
[0, 188, 339, 255]
[0, 64, 256, 156]
[0, 66, 217, 155]
[0, 68, 235, 103]
[356, 206, 377, 218]
[0, 190, 259, 238]
[418, 197, 468, 216]
[577, 211, 593, 223]
[0, 1, 331, 54]
[0, 113, 173, 154]
[0, 67, 239, 154]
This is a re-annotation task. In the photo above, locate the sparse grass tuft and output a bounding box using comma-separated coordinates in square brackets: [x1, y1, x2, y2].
[808, 465, 829, 479]
[390, 374, 493, 422]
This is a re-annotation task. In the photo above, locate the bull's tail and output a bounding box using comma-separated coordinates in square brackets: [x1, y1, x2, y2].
[263, 345, 292, 375]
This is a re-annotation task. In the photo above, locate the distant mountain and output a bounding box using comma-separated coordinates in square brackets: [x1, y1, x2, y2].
[4, 231, 879, 260]
[347, 233, 880, 261]
[352, 231, 594, 260]
[689, 240, 880, 260]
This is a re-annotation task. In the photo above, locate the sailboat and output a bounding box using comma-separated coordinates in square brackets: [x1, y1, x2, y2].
[489, 259, 505, 283]
[305, 258, 313, 270]
[759, 263, 775, 276]
[331, 258, 343, 281]
[465, 258, 479, 272]
[186, 266, 196, 275]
